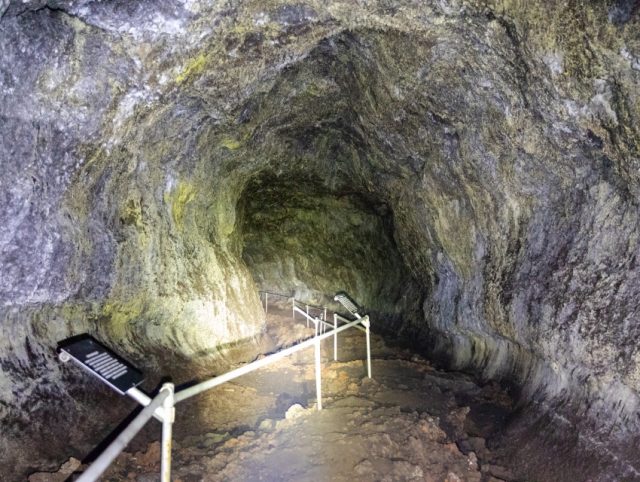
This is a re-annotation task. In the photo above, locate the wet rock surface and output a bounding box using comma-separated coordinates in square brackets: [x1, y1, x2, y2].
[1, 1, 639, 480]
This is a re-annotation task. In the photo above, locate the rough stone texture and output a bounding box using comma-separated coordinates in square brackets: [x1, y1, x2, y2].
[239, 173, 420, 315]
[0, 0, 639, 480]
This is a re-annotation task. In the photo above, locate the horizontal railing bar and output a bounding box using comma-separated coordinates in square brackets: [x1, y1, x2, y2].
[334, 313, 353, 323]
[65, 292, 371, 482]
[174, 317, 364, 404]
[335, 313, 366, 332]
[77, 388, 170, 482]
[293, 305, 318, 322]
[126, 387, 170, 422]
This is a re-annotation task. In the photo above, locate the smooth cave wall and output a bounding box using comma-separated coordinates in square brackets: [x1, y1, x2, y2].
[1, 1, 639, 480]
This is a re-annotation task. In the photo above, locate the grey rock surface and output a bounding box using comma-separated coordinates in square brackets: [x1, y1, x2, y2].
[0, 0, 639, 480]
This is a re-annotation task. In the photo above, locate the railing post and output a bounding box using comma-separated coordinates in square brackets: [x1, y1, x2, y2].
[160, 383, 175, 482]
[314, 320, 322, 411]
[362, 316, 371, 378]
[265, 292, 269, 315]
[333, 313, 338, 361]
[322, 308, 327, 334]
[76, 389, 169, 482]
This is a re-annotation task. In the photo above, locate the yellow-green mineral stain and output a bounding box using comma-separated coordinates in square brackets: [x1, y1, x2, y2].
[165, 181, 196, 226]
[100, 298, 146, 340]
[120, 198, 143, 227]
[176, 52, 208, 84]
[220, 137, 242, 150]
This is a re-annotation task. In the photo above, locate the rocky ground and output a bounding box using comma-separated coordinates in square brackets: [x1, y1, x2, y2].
[31, 305, 516, 481]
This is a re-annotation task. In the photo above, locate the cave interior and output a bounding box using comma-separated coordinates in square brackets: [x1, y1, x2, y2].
[1, 1, 639, 481]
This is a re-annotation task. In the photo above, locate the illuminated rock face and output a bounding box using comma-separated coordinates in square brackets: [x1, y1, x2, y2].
[1, 1, 639, 479]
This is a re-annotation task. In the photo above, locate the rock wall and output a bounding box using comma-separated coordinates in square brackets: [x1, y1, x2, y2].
[239, 173, 420, 316]
[1, 0, 639, 479]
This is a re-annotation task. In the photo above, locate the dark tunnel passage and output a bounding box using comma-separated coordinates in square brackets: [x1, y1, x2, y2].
[238, 172, 421, 319]
[1, 1, 640, 481]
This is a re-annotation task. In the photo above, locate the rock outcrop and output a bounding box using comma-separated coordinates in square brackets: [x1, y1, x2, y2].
[1, 1, 638, 479]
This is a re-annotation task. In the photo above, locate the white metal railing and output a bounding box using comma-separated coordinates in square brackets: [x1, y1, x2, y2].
[258, 290, 328, 329]
[75, 383, 175, 482]
[258, 290, 292, 316]
[175, 314, 367, 407]
[258, 291, 367, 363]
[62, 291, 372, 482]
[291, 298, 327, 327]
[258, 291, 326, 324]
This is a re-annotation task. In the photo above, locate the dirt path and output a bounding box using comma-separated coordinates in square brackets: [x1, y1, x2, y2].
[34, 307, 517, 481]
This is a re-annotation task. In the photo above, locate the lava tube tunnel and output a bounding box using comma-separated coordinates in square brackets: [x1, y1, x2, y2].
[1, 1, 639, 481]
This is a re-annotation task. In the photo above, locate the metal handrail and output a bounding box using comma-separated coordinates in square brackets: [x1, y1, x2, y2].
[68, 292, 371, 482]
[290, 299, 327, 328]
[293, 305, 320, 325]
[174, 316, 366, 403]
[259, 290, 293, 316]
[258, 291, 326, 321]
[77, 386, 172, 482]
[335, 312, 366, 332]
[293, 298, 325, 312]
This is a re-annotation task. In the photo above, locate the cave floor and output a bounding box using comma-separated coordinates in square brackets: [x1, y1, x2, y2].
[43, 307, 516, 481]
